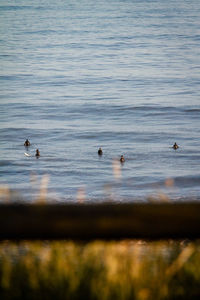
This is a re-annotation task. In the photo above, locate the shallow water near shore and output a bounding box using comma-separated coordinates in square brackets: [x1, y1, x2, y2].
[0, 0, 200, 202]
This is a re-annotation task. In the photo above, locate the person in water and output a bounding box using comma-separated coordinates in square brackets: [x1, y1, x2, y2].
[173, 142, 179, 150]
[98, 147, 103, 155]
[35, 149, 40, 157]
[24, 139, 30, 147]
[120, 155, 125, 163]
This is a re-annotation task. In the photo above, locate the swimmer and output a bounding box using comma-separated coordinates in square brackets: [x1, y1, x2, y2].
[173, 142, 179, 150]
[98, 147, 103, 155]
[24, 139, 30, 147]
[120, 155, 125, 163]
[35, 149, 40, 157]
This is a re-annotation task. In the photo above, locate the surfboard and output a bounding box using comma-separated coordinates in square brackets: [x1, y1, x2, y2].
[24, 152, 31, 157]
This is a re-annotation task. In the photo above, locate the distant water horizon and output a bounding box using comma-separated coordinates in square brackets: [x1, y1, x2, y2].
[0, 0, 200, 202]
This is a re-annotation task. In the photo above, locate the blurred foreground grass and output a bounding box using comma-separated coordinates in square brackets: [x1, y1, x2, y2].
[0, 240, 200, 300]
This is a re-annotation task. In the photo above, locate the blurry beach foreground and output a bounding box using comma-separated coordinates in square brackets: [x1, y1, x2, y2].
[0, 188, 200, 299]
[0, 240, 200, 300]
[0, 200, 200, 300]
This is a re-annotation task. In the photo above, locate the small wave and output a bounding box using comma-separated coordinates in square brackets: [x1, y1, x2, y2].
[174, 176, 200, 188]
[184, 109, 200, 113]
[114, 105, 179, 112]
[0, 160, 14, 167]
[147, 176, 200, 189]
[24, 29, 58, 35]
[61, 104, 181, 117]
[0, 5, 31, 11]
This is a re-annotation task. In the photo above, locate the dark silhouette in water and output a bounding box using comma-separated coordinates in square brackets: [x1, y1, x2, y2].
[98, 147, 103, 156]
[24, 139, 30, 147]
[173, 143, 179, 150]
[35, 149, 40, 157]
[120, 155, 125, 163]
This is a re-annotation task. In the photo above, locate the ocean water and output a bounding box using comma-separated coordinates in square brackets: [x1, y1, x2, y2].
[0, 0, 200, 202]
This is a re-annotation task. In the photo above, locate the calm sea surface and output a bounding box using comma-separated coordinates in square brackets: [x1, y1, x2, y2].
[0, 0, 200, 202]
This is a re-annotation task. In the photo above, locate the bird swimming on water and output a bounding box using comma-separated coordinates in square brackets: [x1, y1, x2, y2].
[173, 142, 179, 150]
[35, 149, 40, 157]
[98, 147, 103, 155]
[24, 139, 30, 147]
[120, 155, 125, 163]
